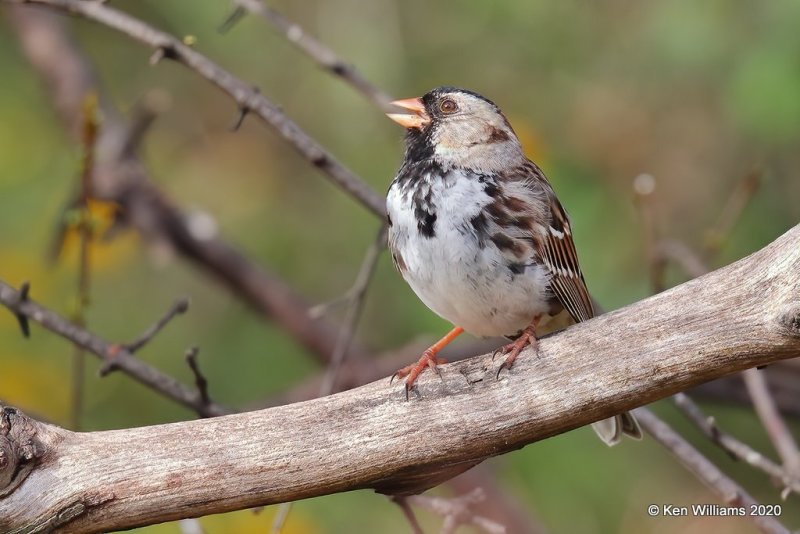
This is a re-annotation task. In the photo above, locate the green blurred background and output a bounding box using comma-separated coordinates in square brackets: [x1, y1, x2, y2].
[1, 1, 798, 532]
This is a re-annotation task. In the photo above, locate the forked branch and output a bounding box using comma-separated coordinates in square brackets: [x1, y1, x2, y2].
[1, 225, 798, 533]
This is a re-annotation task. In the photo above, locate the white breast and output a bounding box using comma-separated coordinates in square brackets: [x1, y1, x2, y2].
[387, 170, 552, 337]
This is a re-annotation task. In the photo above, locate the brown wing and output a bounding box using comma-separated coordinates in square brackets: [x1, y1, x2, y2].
[536, 190, 595, 322]
[509, 161, 595, 323]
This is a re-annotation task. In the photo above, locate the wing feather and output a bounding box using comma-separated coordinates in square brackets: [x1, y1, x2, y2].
[506, 161, 595, 323]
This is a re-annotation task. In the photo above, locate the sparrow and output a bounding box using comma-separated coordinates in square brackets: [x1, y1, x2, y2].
[385, 86, 641, 446]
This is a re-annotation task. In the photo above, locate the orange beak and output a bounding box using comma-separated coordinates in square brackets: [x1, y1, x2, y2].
[386, 97, 430, 129]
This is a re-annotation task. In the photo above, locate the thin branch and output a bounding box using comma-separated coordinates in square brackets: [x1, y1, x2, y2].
[391, 497, 424, 534]
[690, 367, 800, 420]
[653, 239, 709, 279]
[705, 168, 762, 256]
[69, 91, 100, 431]
[743, 369, 800, 480]
[632, 173, 665, 292]
[116, 89, 172, 159]
[13, 281, 31, 338]
[1, 225, 799, 532]
[224, 0, 395, 112]
[0, 278, 231, 418]
[635, 408, 790, 534]
[5, 0, 386, 217]
[126, 298, 190, 354]
[448, 466, 546, 534]
[273, 225, 386, 533]
[184, 347, 212, 411]
[319, 224, 387, 395]
[269, 503, 292, 534]
[5, 4, 376, 369]
[407, 489, 506, 534]
[673, 392, 800, 497]
[178, 519, 205, 534]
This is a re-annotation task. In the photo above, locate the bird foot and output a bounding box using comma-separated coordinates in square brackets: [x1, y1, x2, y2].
[391, 349, 447, 400]
[493, 327, 539, 378]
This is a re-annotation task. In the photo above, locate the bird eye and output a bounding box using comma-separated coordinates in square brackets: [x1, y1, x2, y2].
[439, 98, 458, 114]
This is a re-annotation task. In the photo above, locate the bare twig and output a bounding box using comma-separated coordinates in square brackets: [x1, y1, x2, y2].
[705, 168, 762, 256]
[319, 224, 387, 395]
[673, 392, 800, 497]
[407, 488, 506, 534]
[269, 503, 292, 534]
[390, 496, 425, 534]
[184, 347, 212, 410]
[178, 518, 205, 534]
[69, 92, 100, 431]
[690, 368, 800, 420]
[635, 408, 790, 534]
[653, 239, 709, 279]
[273, 225, 386, 534]
[224, 0, 395, 112]
[448, 466, 545, 534]
[13, 281, 31, 338]
[126, 298, 190, 353]
[115, 89, 172, 159]
[5, 4, 376, 369]
[4, 0, 386, 217]
[0, 278, 231, 418]
[635, 168, 799, 490]
[632, 173, 669, 292]
[743, 369, 800, 481]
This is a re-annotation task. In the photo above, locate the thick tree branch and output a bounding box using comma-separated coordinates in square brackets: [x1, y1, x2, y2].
[1, 226, 798, 532]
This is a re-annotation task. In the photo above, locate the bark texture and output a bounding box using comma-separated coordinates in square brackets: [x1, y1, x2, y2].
[1, 225, 799, 533]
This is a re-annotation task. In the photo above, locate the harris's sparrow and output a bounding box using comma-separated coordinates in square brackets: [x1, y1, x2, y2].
[385, 87, 641, 446]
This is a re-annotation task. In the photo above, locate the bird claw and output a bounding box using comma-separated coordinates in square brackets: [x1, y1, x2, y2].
[392, 350, 447, 398]
[493, 329, 539, 380]
[495, 359, 512, 380]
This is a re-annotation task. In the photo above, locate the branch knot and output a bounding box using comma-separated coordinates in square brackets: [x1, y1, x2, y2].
[779, 304, 800, 337]
[0, 405, 44, 498]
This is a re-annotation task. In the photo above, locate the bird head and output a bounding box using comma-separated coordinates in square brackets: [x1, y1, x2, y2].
[387, 87, 524, 172]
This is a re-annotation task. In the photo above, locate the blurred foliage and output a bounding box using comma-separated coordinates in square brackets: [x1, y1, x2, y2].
[1, 1, 798, 533]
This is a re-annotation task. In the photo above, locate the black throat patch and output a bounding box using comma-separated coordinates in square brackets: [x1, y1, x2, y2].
[412, 177, 438, 238]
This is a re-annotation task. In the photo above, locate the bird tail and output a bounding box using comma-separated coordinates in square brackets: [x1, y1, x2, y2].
[591, 411, 642, 446]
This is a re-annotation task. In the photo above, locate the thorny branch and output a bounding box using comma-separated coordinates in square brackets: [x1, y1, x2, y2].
[4, 4, 376, 369]
[0, 278, 231, 418]
[4, 0, 386, 217]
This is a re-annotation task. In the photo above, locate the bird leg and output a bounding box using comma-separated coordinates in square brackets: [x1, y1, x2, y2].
[494, 316, 541, 377]
[392, 326, 463, 398]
